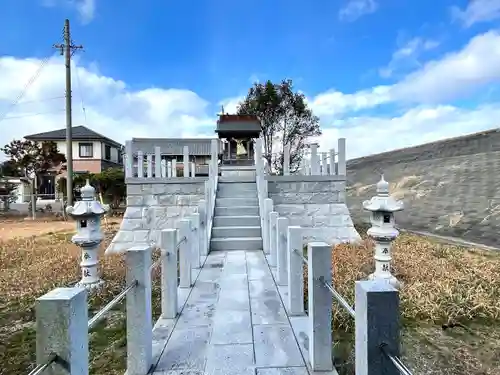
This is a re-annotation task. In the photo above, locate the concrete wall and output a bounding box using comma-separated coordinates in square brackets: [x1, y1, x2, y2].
[106, 177, 206, 254]
[267, 175, 360, 245]
[346, 128, 500, 247]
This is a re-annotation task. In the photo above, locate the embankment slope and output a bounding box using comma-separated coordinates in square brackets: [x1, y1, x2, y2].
[346, 128, 500, 247]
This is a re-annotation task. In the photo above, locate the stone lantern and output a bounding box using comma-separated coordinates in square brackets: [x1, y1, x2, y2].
[66, 180, 109, 288]
[363, 175, 404, 288]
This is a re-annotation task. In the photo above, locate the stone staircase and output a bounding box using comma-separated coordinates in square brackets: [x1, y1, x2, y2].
[210, 176, 263, 251]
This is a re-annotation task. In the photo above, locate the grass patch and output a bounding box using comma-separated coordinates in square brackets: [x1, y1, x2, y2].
[303, 224, 500, 375]
[0, 223, 162, 375]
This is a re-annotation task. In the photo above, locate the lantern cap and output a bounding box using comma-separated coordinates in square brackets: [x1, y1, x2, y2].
[376, 175, 390, 195]
[81, 179, 95, 201]
[362, 175, 404, 213]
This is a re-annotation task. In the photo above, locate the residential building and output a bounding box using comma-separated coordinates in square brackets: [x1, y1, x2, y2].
[131, 138, 222, 176]
[24, 125, 123, 198]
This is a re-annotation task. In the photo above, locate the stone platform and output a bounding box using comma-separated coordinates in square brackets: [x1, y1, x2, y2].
[149, 250, 336, 375]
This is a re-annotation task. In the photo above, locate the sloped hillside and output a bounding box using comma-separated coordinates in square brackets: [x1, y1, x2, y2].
[346, 129, 500, 247]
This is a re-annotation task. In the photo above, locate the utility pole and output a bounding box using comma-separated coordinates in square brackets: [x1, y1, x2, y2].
[54, 19, 83, 206]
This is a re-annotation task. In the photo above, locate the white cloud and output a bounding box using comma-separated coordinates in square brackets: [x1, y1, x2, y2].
[41, 0, 97, 24]
[313, 104, 500, 159]
[310, 30, 500, 117]
[75, 0, 96, 24]
[451, 0, 500, 27]
[218, 96, 244, 114]
[339, 0, 378, 22]
[380, 37, 440, 78]
[0, 55, 215, 156]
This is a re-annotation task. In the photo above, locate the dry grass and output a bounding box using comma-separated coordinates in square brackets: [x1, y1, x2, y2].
[303, 226, 500, 375]
[0, 222, 162, 375]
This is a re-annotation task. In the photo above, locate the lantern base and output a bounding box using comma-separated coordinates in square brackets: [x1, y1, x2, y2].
[368, 273, 401, 289]
[76, 278, 105, 290]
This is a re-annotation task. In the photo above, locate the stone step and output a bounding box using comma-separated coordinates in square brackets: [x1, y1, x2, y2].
[215, 206, 259, 216]
[212, 226, 262, 238]
[210, 237, 263, 251]
[218, 176, 256, 183]
[217, 181, 256, 189]
[213, 215, 260, 227]
[215, 197, 259, 207]
[216, 189, 258, 198]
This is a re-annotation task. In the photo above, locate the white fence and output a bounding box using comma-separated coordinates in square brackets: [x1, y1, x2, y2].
[257, 138, 346, 176]
[123, 140, 219, 179]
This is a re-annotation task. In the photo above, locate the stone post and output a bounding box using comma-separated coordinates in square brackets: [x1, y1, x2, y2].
[155, 146, 161, 178]
[307, 242, 333, 371]
[211, 139, 219, 178]
[147, 153, 153, 178]
[177, 219, 192, 288]
[263, 198, 273, 255]
[310, 143, 319, 175]
[277, 216, 289, 285]
[66, 180, 109, 289]
[321, 152, 328, 175]
[167, 161, 172, 178]
[363, 175, 404, 288]
[329, 148, 336, 175]
[36, 287, 88, 375]
[125, 140, 133, 178]
[198, 200, 208, 256]
[172, 159, 177, 177]
[160, 229, 178, 319]
[303, 158, 309, 175]
[190, 162, 196, 177]
[191, 213, 201, 268]
[338, 138, 346, 176]
[287, 226, 304, 315]
[269, 211, 278, 267]
[355, 280, 400, 375]
[283, 144, 290, 175]
[137, 150, 144, 178]
[125, 246, 153, 375]
[183, 146, 189, 178]
[161, 159, 167, 178]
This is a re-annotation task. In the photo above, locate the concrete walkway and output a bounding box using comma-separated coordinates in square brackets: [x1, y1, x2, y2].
[150, 250, 334, 375]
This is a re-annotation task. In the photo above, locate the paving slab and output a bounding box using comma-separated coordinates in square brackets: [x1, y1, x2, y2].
[218, 289, 250, 310]
[250, 297, 288, 325]
[154, 249, 334, 375]
[256, 368, 308, 375]
[211, 309, 253, 344]
[253, 325, 304, 367]
[155, 326, 211, 372]
[205, 343, 255, 375]
[249, 279, 280, 300]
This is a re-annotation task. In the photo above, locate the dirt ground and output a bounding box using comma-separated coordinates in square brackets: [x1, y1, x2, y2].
[0, 218, 122, 241]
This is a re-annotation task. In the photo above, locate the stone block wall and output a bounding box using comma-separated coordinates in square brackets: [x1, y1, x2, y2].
[267, 175, 360, 245]
[106, 178, 206, 254]
[346, 128, 500, 247]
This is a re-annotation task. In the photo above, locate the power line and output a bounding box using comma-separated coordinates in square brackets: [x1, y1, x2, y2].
[1, 109, 65, 120]
[72, 58, 88, 126]
[0, 52, 57, 123]
[16, 96, 65, 105]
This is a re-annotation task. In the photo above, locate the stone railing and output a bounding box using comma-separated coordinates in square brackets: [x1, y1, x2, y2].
[256, 138, 346, 176]
[261, 195, 413, 375]
[28, 213, 210, 375]
[123, 139, 219, 179]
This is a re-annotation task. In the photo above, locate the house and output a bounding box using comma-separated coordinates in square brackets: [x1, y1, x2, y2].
[131, 138, 222, 176]
[24, 125, 123, 199]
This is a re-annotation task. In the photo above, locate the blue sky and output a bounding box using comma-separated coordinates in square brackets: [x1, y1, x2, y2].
[1, 0, 500, 158]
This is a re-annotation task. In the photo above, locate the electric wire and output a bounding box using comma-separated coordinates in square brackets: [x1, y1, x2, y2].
[72, 58, 88, 126]
[0, 52, 58, 123]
